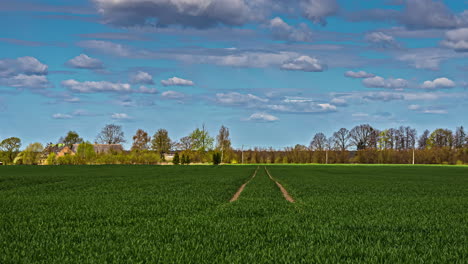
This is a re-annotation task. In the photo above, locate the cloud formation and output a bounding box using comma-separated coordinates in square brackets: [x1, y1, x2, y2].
[421, 77, 456, 89]
[281, 56, 326, 72]
[268, 17, 312, 42]
[111, 113, 132, 120]
[131, 71, 154, 84]
[66, 54, 104, 69]
[247, 112, 279, 122]
[0, 56, 49, 89]
[161, 77, 194, 86]
[52, 113, 73, 119]
[300, 0, 338, 26]
[344, 70, 375, 78]
[161, 90, 186, 100]
[62, 79, 132, 93]
[365, 31, 399, 48]
[441, 28, 468, 52]
[362, 76, 408, 89]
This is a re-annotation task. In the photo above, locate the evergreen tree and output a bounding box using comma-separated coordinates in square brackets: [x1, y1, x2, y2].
[173, 152, 180, 165]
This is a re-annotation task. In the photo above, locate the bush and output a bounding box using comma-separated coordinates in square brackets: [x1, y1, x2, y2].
[46, 153, 57, 165]
[173, 153, 180, 165]
[212, 152, 221, 165]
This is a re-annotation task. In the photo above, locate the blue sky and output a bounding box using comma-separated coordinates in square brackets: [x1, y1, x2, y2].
[0, 0, 467, 149]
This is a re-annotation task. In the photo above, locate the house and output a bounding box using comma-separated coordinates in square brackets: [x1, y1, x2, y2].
[39, 144, 75, 165]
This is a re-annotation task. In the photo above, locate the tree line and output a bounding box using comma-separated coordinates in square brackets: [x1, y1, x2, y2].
[0, 123, 467, 165]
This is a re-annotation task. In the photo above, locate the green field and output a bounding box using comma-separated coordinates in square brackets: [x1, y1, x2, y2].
[0, 165, 467, 263]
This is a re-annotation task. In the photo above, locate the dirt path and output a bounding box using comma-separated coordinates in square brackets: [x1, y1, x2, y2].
[264, 167, 295, 203]
[229, 167, 259, 202]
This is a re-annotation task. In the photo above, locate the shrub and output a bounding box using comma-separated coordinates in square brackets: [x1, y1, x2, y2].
[213, 152, 221, 165]
[173, 153, 180, 165]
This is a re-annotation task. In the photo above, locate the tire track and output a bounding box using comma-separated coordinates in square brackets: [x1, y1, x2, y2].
[229, 166, 259, 202]
[264, 167, 295, 203]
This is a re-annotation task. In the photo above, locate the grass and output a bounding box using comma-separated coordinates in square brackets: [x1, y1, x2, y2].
[0, 165, 467, 263]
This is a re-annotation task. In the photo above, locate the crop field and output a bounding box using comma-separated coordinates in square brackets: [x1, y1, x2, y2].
[0, 165, 467, 263]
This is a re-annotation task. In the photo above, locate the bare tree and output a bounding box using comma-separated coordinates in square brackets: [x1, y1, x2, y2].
[177, 136, 192, 151]
[454, 126, 466, 149]
[333, 128, 350, 151]
[96, 124, 126, 144]
[350, 124, 374, 150]
[131, 129, 151, 151]
[216, 125, 231, 163]
[418, 129, 430, 149]
[310, 132, 327, 151]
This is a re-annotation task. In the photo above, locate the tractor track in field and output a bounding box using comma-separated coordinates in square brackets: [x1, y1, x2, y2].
[229, 166, 259, 202]
[264, 167, 295, 203]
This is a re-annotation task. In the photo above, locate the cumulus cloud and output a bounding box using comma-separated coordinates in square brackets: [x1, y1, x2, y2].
[52, 113, 73, 119]
[281, 56, 326, 72]
[362, 92, 404, 101]
[441, 28, 468, 52]
[111, 113, 132, 120]
[300, 0, 338, 26]
[131, 71, 154, 84]
[66, 54, 104, 69]
[161, 90, 186, 100]
[330, 97, 347, 106]
[247, 112, 279, 122]
[78, 40, 135, 57]
[365, 32, 399, 48]
[0, 56, 50, 89]
[344, 70, 375, 78]
[93, 0, 260, 28]
[268, 17, 312, 42]
[62, 79, 132, 93]
[161, 76, 195, 86]
[421, 77, 456, 89]
[362, 76, 408, 89]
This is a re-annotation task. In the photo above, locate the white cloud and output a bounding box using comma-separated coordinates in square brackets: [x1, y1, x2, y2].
[0, 56, 49, 89]
[66, 54, 103, 69]
[62, 79, 132, 93]
[421, 77, 456, 89]
[330, 97, 347, 106]
[111, 113, 131, 120]
[344, 70, 375, 78]
[408, 105, 448, 114]
[300, 0, 338, 26]
[138, 85, 158, 94]
[247, 112, 279, 122]
[441, 28, 468, 52]
[281, 55, 326, 72]
[362, 76, 408, 89]
[161, 90, 186, 100]
[216, 92, 268, 106]
[269, 17, 312, 42]
[131, 71, 154, 84]
[365, 32, 399, 48]
[52, 113, 73, 119]
[408, 104, 420, 110]
[161, 76, 195, 86]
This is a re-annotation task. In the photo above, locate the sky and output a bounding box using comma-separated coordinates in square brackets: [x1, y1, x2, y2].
[0, 0, 467, 149]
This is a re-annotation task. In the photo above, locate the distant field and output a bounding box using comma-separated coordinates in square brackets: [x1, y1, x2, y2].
[0, 165, 467, 263]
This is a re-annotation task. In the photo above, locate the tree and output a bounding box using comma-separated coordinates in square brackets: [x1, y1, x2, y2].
[454, 126, 466, 149]
[46, 153, 57, 165]
[0, 137, 21, 163]
[428, 129, 453, 148]
[132, 129, 151, 151]
[190, 124, 214, 152]
[76, 142, 96, 163]
[173, 153, 180, 165]
[418, 129, 430, 149]
[177, 136, 192, 151]
[96, 124, 126, 144]
[216, 125, 231, 163]
[310, 133, 327, 151]
[61, 131, 83, 148]
[213, 152, 221, 165]
[21, 143, 44, 165]
[350, 124, 374, 150]
[333, 128, 350, 151]
[151, 129, 172, 159]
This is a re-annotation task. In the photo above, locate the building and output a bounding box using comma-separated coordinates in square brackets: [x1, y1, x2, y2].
[71, 144, 124, 154]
